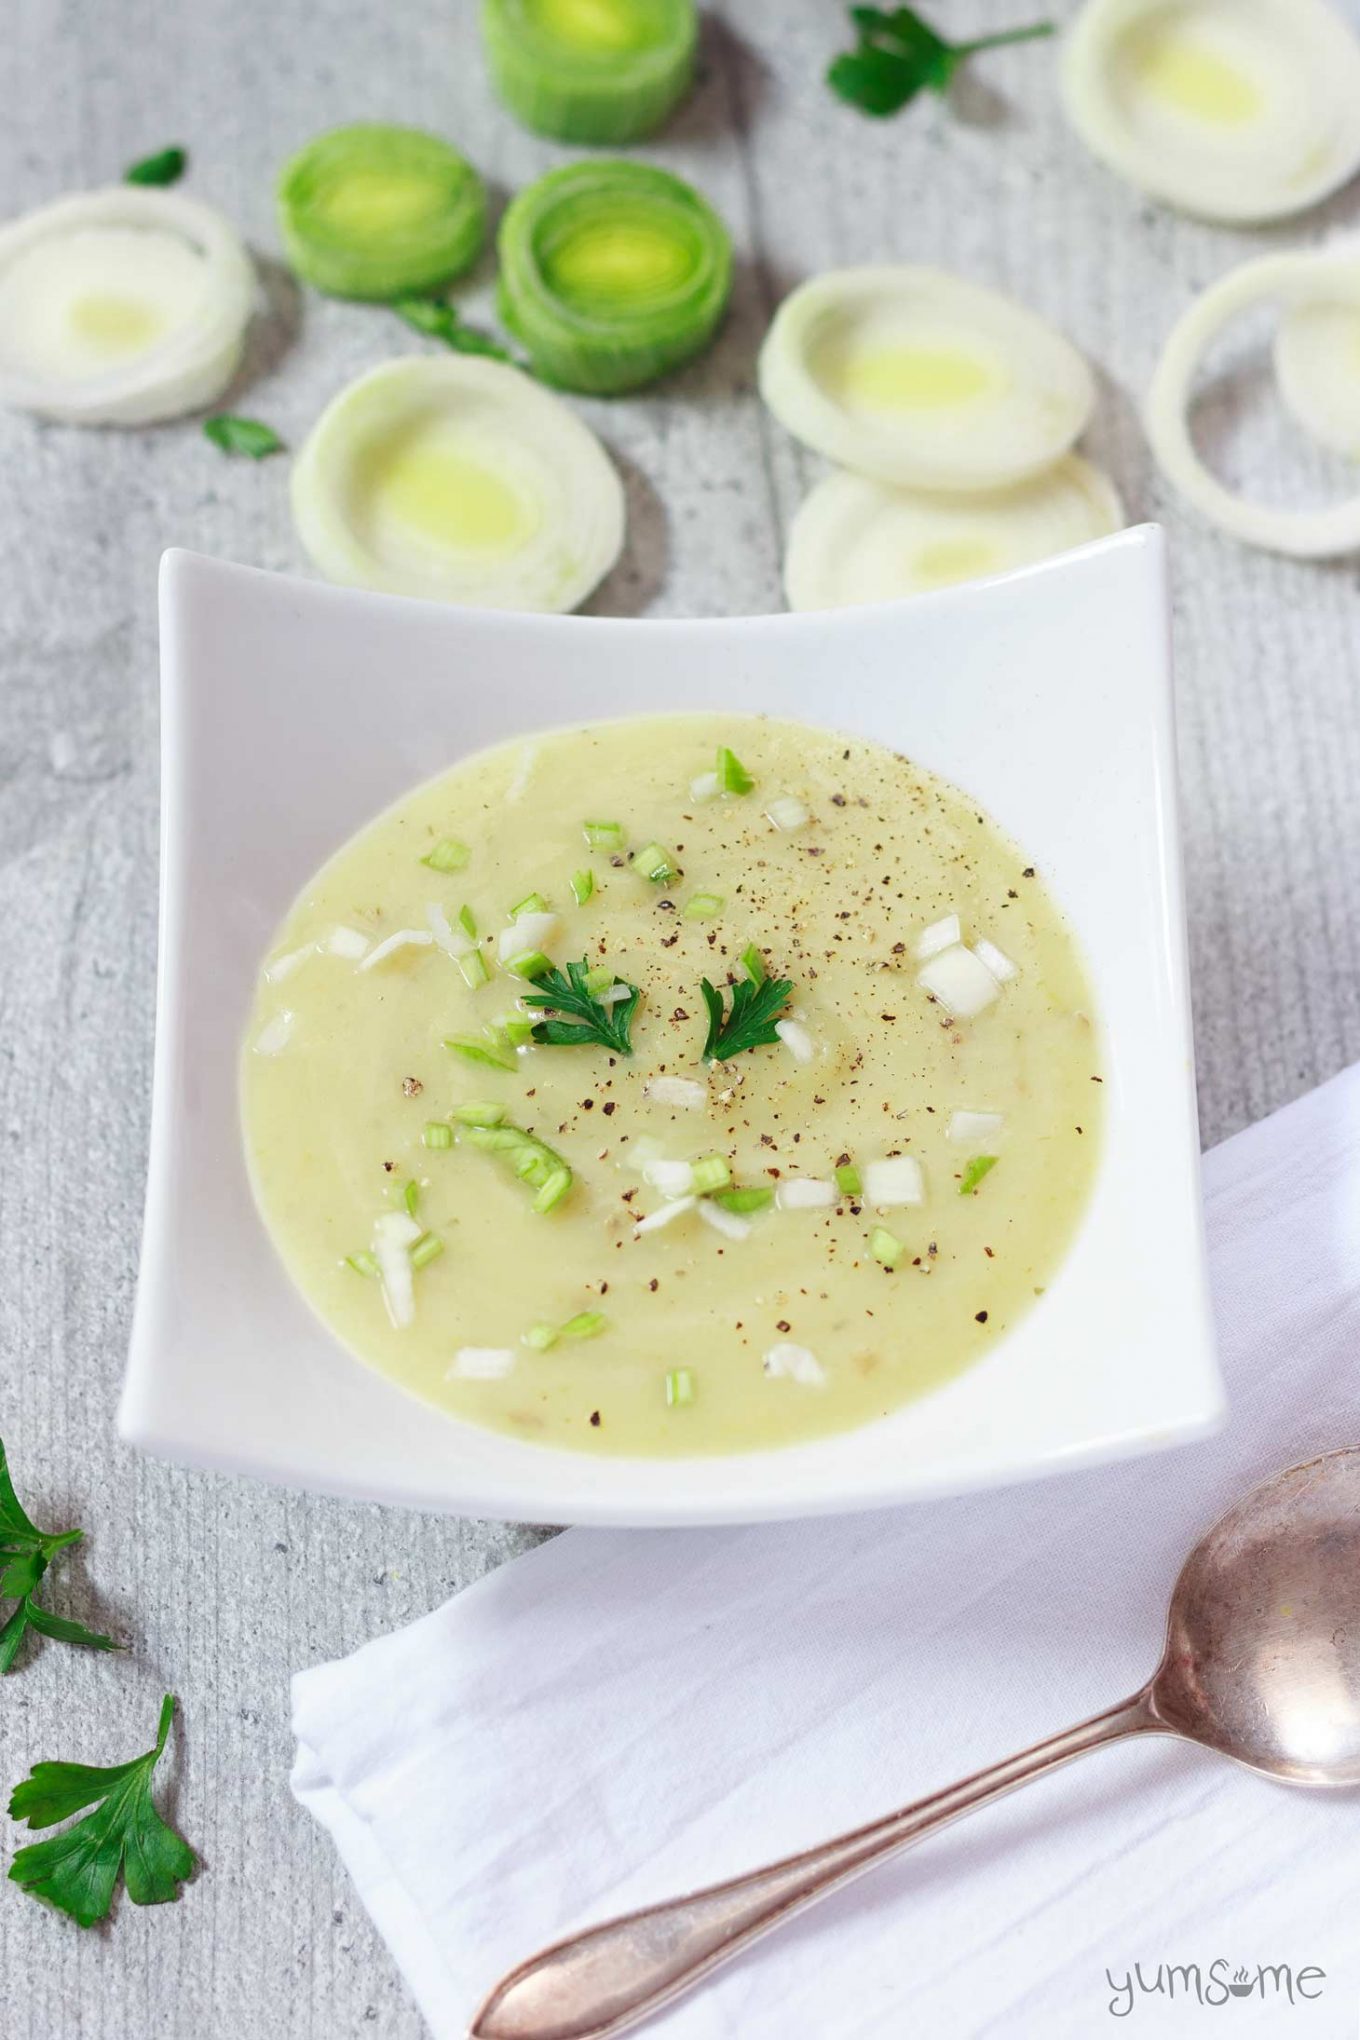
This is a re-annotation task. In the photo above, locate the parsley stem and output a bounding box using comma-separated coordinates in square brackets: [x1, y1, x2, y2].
[957, 21, 1055, 56]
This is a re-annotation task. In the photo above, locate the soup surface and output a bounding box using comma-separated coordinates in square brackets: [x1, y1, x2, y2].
[241, 714, 1102, 1456]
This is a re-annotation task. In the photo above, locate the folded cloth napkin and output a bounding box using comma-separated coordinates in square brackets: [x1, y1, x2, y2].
[293, 1064, 1360, 2039]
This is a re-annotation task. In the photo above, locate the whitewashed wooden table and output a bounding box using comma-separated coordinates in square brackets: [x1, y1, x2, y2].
[4, 2, 1360, 2033]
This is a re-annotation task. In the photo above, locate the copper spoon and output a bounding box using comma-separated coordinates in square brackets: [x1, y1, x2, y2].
[472, 1446, 1360, 2040]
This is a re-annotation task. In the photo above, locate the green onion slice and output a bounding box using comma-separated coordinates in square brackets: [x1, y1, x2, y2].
[410, 1231, 444, 1269]
[458, 950, 490, 989]
[345, 1249, 380, 1277]
[460, 1117, 574, 1213]
[424, 1121, 455, 1148]
[684, 892, 723, 921]
[481, 0, 698, 145]
[634, 841, 677, 884]
[665, 1365, 695, 1407]
[276, 124, 487, 300]
[583, 819, 625, 850]
[870, 1225, 904, 1269]
[959, 1154, 999, 1195]
[444, 1031, 517, 1071]
[740, 943, 766, 985]
[835, 1162, 862, 1197]
[423, 837, 470, 872]
[690, 1154, 731, 1194]
[712, 1185, 774, 1214]
[560, 1309, 606, 1339]
[571, 868, 595, 906]
[497, 159, 732, 395]
[458, 903, 478, 938]
[716, 745, 753, 794]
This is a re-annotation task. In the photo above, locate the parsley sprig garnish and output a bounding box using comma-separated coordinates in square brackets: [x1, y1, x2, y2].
[700, 973, 794, 1062]
[0, 1440, 117, 1674]
[523, 958, 640, 1056]
[828, 6, 1054, 118]
[9, 1694, 195, 1927]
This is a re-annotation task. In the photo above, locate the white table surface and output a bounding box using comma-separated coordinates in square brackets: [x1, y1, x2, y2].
[3, 2, 1360, 2033]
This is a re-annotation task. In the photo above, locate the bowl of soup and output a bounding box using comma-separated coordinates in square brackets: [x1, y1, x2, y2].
[121, 532, 1222, 1524]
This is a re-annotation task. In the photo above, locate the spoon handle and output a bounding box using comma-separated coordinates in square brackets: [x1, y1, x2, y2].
[471, 1689, 1157, 2040]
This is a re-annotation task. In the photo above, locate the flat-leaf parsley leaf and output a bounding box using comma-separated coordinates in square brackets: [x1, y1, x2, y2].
[124, 145, 187, 187]
[8, 1694, 194, 1926]
[0, 1438, 117, 1675]
[523, 958, 640, 1056]
[203, 415, 285, 459]
[828, 6, 1054, 119]
[700, 973, 794, 1062]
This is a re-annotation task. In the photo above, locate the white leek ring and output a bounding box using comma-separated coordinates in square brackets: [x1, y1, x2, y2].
[292, 355, 625, 612]
[1147, 248, 1360, 558]
[0, 186, 255, 426]
[1274, 297, 1360, 458]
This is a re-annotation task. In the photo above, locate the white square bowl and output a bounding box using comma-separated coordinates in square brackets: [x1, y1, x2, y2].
[121, 533, 1222, 1526]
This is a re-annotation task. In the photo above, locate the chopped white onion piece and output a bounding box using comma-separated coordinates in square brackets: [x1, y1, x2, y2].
[915, 914, 961, 961]
[645, 1075, 708, 1110]
[774, 1019, 815, 1064]
[947, 1109, 1004, 1144]
[0, 186, 255, 426]
[642, 1157, 696, 1198]
[264, 944, 312, 984]
[917, 943, 1001, 1020]
[974, 936, 1017, 983]
[324, 925, 371, 961]
[698, 1199, 751, 1242]
[784, 457, 1125, 611]
[598, 983, 631, 1006]
[449, 1346, 516, 1380]
[359, 928, 435, 972]
[863, 1156, 925, 1208]
[763, 1342, 827, 1387]
[1061, 0, 1360, 225]
[498, 909, 559, 963]
[426, 901, 475, 959]
[689, 770, 720, 802]
[373, 1210, 422, 1331]
[633, 1196, 697, 1237]
[766, 795, 808, 832]
[775, 1177, 836, 1210]
[759, 266, 1094, 493]
[253, 1010, 295, 1056]
[507, 742, 537, 803]
[291, 357, 625, 613]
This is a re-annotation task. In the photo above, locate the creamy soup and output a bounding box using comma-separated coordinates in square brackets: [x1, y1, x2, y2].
[241, 714, 1102, 1457]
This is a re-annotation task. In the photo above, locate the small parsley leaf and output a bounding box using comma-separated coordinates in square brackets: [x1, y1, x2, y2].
[0, 1438, 116, 1674]
[523, 959, 640, 1057]
[124, 145, 187, 187]
[393, 298, 521, 366]
[203, 415, 285, 459]
[8, 1694, 195, 1927]
[700, 973, 795, 1062]
[828, 7, 1054, 118]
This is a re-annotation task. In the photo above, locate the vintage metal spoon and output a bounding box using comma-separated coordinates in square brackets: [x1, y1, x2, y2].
[473, 1447, 1360, 2040]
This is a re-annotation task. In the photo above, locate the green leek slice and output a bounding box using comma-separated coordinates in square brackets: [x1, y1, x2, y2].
[497, 160, 731, 394]
[481, 0, 698, 143]
[291, 356, 625, 610]
[277, 124, 487, 301]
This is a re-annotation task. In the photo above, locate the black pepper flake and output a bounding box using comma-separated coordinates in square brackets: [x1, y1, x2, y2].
[382, 1160, 395, 1173]
[1022, 866, 1035, 878]
[658, 899, 676, 912]
[402, 1077, 422, 1097]
[581, 1098, 594, 1109]
[589, 1411, 601, 1427]
[975, 1310, 989, 1323]
[648, 1278, 659, 1292]
[603, 1101, 616, 1116]
[671, 1008, 689, 1022]
[776, 1319, 791, 1334]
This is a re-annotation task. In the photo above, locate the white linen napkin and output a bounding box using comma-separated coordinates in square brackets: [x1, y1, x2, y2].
[292, 1064, 1360, 2038]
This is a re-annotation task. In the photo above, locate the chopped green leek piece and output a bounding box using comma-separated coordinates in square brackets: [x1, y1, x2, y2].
[410, 1231, 444, 1269]
[571, 868, 594, 906]
[870, 1225, 904, 1269]
[665, 1366, 695, 1407]
[684, 892, 724, 921]
[583, 819, 625, 851]
[458, 949, 490, 990]
[740, 943, 766, 985]
[277, 124, 487, 300]
[460, 1118, 574, 1213]
[458, 903, 478, 939]
[511, 891, 547, 916]
[345, 1250, 380, 1277]
[451, 1100, 507, 1127]
[500, 1016, 536, 1048]
[524, 1321, 558, 1351]
[690, 1154, 731, 1194]
[481, 0, 698, 145]
[423, 1121, 455, 1148]
[716, 745, 753, 794]
[403, 1178, 421, 1215]
[422, 837, 470, 873]
[125, 144, 187, 187]
[634, 842, 676, 884]
[444, 1031, 517, 1071]
[560, 1310, 606, 1339]
[497, 161, 732, 395]
[713, 1185, 774, 1214]
[534, 1166, 573, 1214]
[959, 1154, 999, 1195]
[506, 948, 553, 981]
[582, 963, 614, 997]
[835, 1163, 862, 1197]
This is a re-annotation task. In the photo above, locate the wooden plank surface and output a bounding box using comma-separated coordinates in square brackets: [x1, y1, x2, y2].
[3, 2, 1359, 2031]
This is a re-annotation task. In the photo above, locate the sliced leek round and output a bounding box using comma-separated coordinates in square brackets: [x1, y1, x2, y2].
[758, 267, 1094, 493]
[784, 457, 1125, 610]
[277, 125, 486, 301]
[1274, 298, 1360, 457]
[291, 355, 625, 610]
[1147, 248, 1360, 557]
[0, 187, 254, 426]
[481, 0, 697, 143]
[496, 160, 731, 395]
[1061, 0, 1360, 223]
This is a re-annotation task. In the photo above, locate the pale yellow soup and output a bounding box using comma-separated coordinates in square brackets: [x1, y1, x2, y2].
[241, 714, 1102, 1458]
